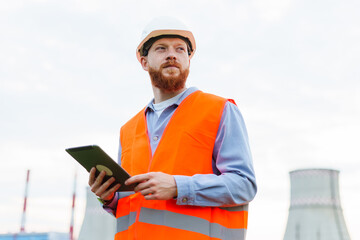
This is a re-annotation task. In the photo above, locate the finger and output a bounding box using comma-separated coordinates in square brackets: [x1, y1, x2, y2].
[101, 183, 121, 200]
[88, 167, 96, 185]
[96, 176, 116, 193]
[140, 187, 154, 197]
[133, 181, 152, 192]
[125, 173, 150, 185]
[94, 170, 106, 186]
[144, 194, 157, 200]
[91, 171, 107, 194]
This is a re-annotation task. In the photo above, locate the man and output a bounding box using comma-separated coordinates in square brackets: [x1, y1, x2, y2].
[88, 16, 257, 240]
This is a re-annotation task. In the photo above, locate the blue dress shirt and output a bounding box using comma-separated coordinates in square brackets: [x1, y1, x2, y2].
[104, 87, 257, 214]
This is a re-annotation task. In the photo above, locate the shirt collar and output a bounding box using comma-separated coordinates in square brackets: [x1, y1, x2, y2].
[145, 87, 199, 113]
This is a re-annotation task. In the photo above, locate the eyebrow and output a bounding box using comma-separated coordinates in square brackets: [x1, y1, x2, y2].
[154, 42, 187, 48]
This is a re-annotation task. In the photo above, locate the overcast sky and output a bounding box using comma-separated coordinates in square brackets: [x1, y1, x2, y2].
[1, 0, 359, 239]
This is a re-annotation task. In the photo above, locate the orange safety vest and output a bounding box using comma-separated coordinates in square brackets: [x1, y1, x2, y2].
[116, 90, 248, 240]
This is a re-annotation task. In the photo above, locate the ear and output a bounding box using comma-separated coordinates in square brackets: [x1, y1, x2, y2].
[140, 56, 149, 71]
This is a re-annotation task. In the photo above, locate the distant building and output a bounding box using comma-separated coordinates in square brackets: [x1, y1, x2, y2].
[283, 168, 351, 240]
[0, 232, 68, 240]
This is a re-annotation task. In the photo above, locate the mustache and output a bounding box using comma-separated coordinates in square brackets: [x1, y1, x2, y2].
[160, 61, 182, 69]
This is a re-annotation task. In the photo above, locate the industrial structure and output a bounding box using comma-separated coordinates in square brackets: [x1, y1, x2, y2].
[0, 170, 71, 240]
[3, 168, 353, 240]
[0, 169, 117, 240]
[77, 187, 116, 240]
[283, 168, 351, 240]
[20, 170, 30, 233]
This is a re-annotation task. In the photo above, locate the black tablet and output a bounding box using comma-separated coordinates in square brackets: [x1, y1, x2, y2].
[66, 145, 135, 191]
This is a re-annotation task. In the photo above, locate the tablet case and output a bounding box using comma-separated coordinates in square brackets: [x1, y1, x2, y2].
[66, 145, 135, 191]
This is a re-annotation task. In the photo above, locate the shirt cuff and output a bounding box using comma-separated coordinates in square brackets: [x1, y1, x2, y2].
[102, 193, 118, 211]
[173, 175, 195, 205]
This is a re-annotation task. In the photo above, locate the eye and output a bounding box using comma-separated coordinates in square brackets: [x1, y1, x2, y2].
[155, 46, 166, 51]
[177, 47, 186, 51]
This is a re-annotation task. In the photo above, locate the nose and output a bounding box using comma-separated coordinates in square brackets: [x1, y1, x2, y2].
[166, 47, 177, 61]
[166, 55, 176, 61]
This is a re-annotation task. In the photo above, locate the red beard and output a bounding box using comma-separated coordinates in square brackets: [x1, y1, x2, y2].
[148, 60, 189, 92]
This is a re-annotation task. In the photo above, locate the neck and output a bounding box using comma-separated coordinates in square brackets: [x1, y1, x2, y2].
[152, 86, 186, 104]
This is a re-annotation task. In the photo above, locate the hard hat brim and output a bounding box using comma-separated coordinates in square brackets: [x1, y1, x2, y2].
[136, 29, 196, 62]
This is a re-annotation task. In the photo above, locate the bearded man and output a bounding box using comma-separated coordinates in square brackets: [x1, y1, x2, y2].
[88, 16, 257, 240]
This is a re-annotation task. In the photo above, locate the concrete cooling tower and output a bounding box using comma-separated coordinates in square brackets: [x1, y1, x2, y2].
[283, 168, 351, 240]
[78, 187, 116, 240]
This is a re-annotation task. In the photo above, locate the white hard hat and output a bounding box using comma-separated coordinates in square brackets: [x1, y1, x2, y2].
[136, 16, 196, 62]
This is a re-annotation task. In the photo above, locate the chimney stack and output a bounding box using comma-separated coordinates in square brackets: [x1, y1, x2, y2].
[283, 168, 351, 240]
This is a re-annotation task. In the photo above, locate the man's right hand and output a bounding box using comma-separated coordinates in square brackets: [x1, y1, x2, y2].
[88, 167, 121, 202]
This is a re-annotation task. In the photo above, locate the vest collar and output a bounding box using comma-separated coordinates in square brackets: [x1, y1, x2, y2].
[145, 87, 199, 114]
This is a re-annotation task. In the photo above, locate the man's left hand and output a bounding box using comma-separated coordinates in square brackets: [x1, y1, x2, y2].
[125, 172, 177, 200]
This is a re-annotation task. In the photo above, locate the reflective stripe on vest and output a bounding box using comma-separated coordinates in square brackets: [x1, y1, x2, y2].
[117, 91, 248, 240]
[117, 207, 247, 240]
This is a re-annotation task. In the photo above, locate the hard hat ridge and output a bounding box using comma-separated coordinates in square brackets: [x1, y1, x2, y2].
[136, 16, 196, 62]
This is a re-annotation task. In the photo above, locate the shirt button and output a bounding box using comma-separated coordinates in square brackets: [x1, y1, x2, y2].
[182, 197, 188, 203]
[153, 136, 159, 141]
